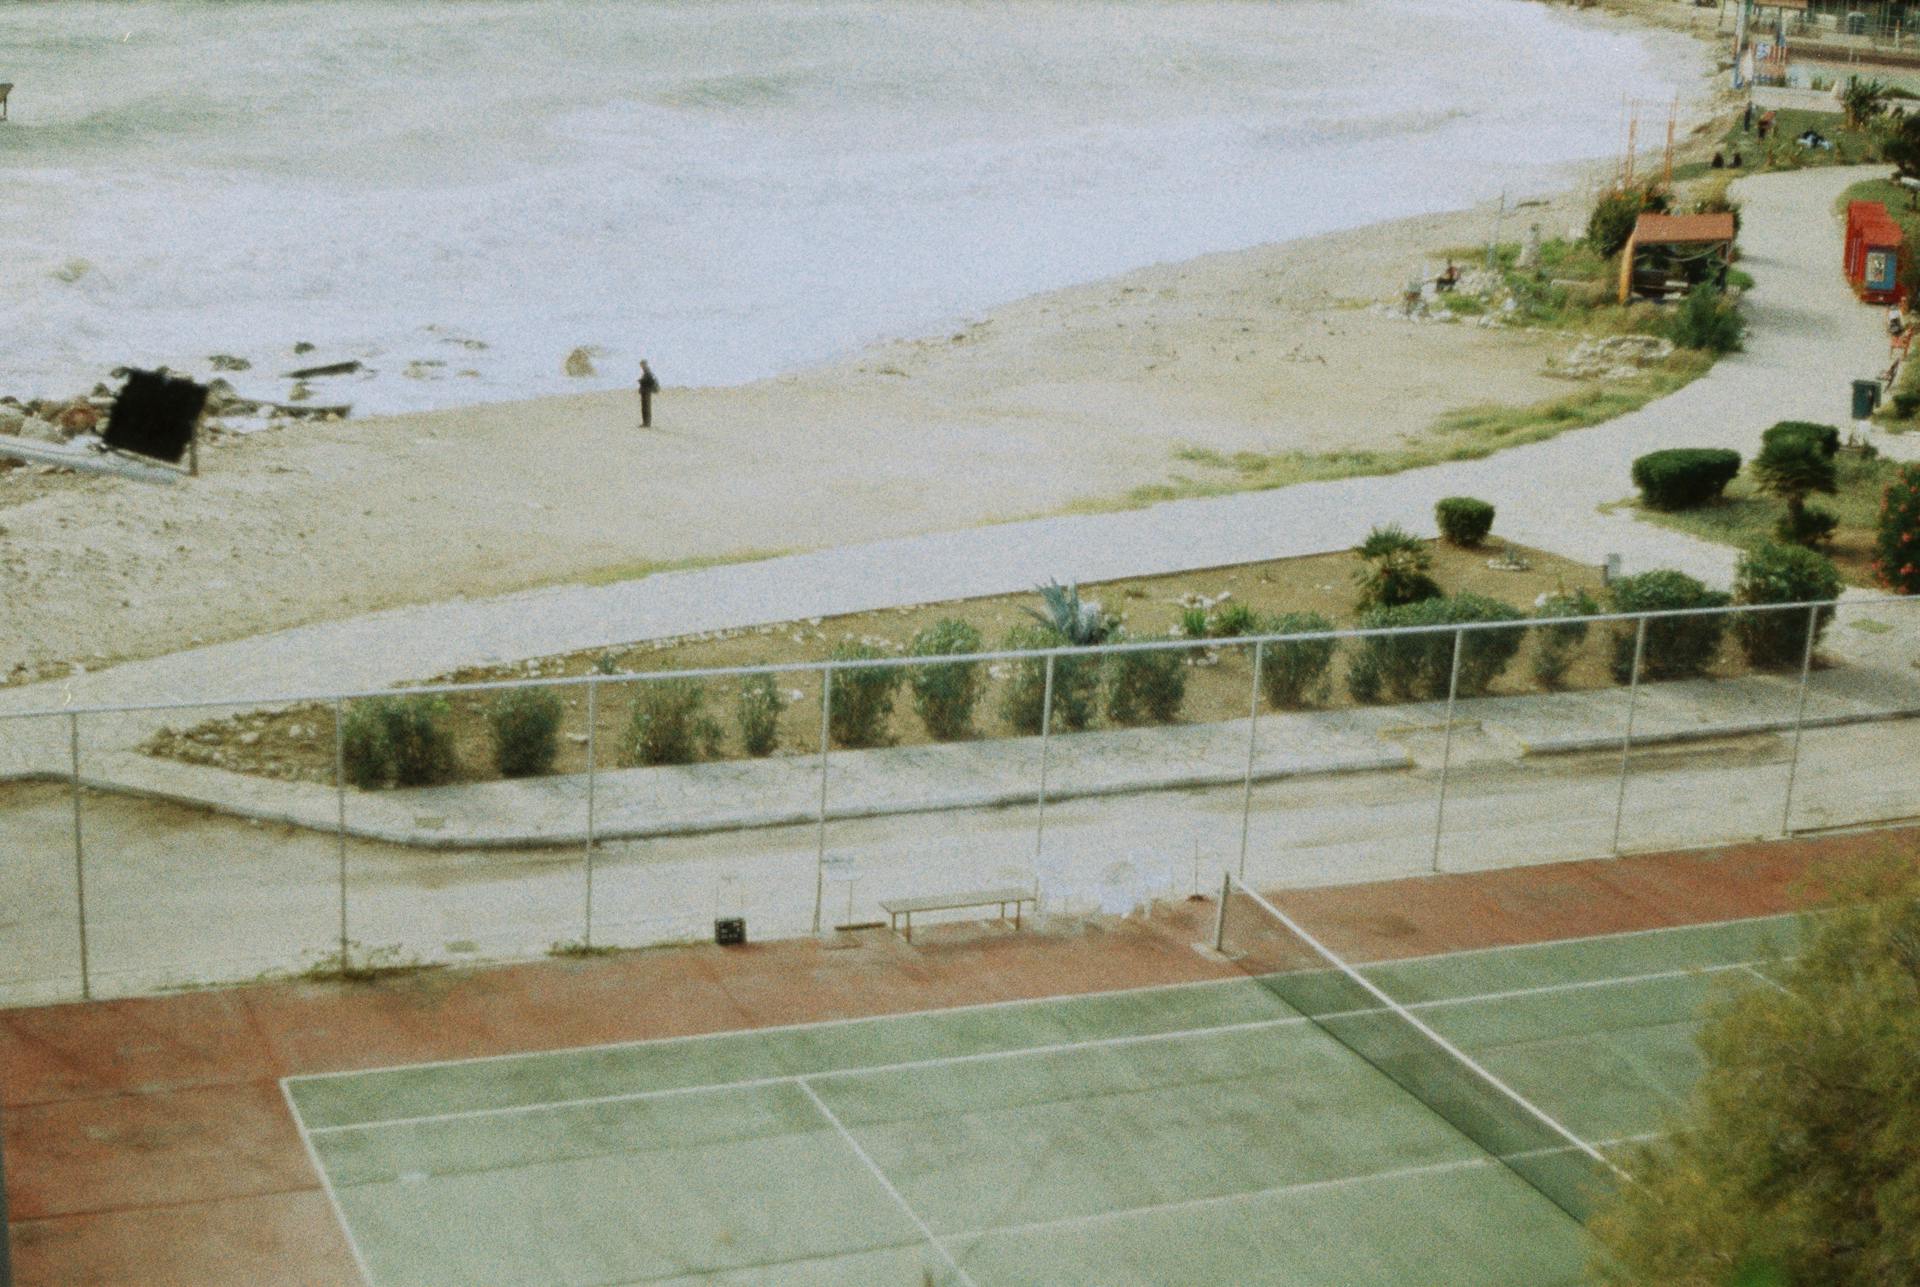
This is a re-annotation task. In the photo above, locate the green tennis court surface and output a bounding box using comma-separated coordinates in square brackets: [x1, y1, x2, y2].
[285, 913, 1800, 1286]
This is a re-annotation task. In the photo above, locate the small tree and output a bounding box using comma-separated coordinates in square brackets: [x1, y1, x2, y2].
[1607, 570, 1730, 681]
[487, 686, 564, 777]
[1103, 635, 1187, 725]
[1660, 283, 1744, 354]
[623, 678, 720, 766]
[1885, 109, 1920, 186]
[1842, 75, 1887, 130]
[908, 619, 985, 741]
[999, 623, 1100, 734]
[1874, 461, 1920, 594]
[1587, 182, 1670, 258]
[827, 642, 902, 748]
[1258, 612, 1339, 708]
[736, 671, 783, 757]
[1731, 542, 1841, 669]
[1753, 430, 1838, 547]
[1530, 588, 1600, 689]
[1353, 524, 1441, 611]
[1589, 851, 1920, 1284]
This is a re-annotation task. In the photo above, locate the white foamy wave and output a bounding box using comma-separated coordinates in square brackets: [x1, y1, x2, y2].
[0, 0, 1709, 416]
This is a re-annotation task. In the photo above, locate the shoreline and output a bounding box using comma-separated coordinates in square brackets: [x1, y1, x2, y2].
[0, 10, 1735, 683]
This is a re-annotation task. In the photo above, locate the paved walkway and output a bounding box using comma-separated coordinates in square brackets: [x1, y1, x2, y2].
[0, 165, 1914, 801]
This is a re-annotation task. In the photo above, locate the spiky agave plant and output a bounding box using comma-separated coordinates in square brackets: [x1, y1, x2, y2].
[1024, 580, 1110, 645]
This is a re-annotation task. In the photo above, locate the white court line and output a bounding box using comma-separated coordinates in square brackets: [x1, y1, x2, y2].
[1741, 962, 1795, 995]
[302, 959, 1784, 1138]
[937, 1130, 1665, 1248]
[284, 910, 1810, 1094]
[279, 1078, 376, 1286]
[283, 972, 1249, 1088]
[796, 1077, 977, 1287]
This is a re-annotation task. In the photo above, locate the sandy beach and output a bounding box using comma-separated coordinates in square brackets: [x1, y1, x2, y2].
[0, 2, 1732, 684]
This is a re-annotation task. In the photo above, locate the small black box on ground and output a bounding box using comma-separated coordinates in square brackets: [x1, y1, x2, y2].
[105, 369, 209, 464]
[714, 917, 746, 946]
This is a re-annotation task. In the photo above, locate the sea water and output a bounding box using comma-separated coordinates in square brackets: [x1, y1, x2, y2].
[0, 0, 1703, 416]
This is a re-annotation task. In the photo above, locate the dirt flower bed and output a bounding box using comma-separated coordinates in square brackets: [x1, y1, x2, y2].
[141, 541, 1770, 788]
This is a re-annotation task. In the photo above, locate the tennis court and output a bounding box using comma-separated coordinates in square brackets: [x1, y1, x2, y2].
[284, 900, 1800, 1286]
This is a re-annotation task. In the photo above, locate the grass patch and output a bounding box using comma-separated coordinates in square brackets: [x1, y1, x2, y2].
[568, 548, 787, 588]
[1714, 106, 1877, 171]
[1085, 351, 1712, 513]
[1631, 449, 1898, 587]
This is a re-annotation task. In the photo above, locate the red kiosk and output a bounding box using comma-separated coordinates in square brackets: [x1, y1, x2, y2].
[1845, 200, 1905, 304]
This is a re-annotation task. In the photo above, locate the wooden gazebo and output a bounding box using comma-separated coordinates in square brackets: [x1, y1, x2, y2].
[1618, 212, 1737, 303]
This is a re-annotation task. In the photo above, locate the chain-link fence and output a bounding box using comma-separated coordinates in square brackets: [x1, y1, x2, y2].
[2, 594, 1916, 1004]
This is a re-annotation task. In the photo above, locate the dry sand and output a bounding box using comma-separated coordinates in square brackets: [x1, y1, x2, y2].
[0, 4, 1733, 682]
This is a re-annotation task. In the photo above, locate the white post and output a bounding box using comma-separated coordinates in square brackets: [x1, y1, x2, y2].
[1237, 642, 1264, 881]
[1213, 870, 1232, 952]
[1611, 618, 1649, 855]
[1431, 629, 1465, 874]
[69, 712, 90, 1001]
[813, 669, 832, 935]
[1779, 604, 1821, 835]
[1034, 653, 1056, 877]
[584, 678, 598, 947]
[334, 697, 349, 976]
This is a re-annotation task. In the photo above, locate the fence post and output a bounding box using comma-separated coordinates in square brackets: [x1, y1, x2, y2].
[1430, 628, 1465, 874]
[68, 712, 90, 1001]
[1237, 641, 1264, 882]
[584, 678, 598, 947]
[813, 668, 832, 935]
[1213, 870, 1232, 952]
[1779, 603, 1821, 836]
[334, 697, 349, 976]
[1610, 617, 1649, 856]
[1033, 653, 1056, 882]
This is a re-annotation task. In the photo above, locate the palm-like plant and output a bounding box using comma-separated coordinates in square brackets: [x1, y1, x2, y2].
[1024, 580, 1111, 646]
[1843, 76, 1887, 131]
[1353, 524, 1441, 610]
[1753, 436, 1838, 547]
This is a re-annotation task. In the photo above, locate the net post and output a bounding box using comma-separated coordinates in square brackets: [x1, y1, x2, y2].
[68, 711, 90, 1001]
[583, 677, 598, 948]
[1779, 602, 1820, 836]
[1034, 653, 1055, 874]
[813, 667, 832, 935]
[1610, 616, 1648, 856]
[1237, 641, 1263, 882]
[1430, 627, 1464, 874]
[334, 696, 349, 977]
[1212, 870, 1232, 952]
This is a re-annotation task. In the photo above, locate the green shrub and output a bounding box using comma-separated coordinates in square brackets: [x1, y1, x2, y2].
[1754, 430, 1839, 548]
[1024, 580, 1112, 645]
[1776, 503, 1839, 547]
[340, 701, 395, 788]
[487, 686, 563, 777]
[1258, 612, 1338, 708]
[1875, 462, 1920, 593]
[736, 671, 783, 757]
[1762, 421, 1841, 459]
[827, 642, 902, 748]
[1103, 635, 1187, 725]
[1346, 593, 1525, 703]
[1530, 588, 1600, 689]
[1731, 542, 1842, 669]
[1177, 606, 1210, 639]
[1000, 624, 1099, 734]
[1606, 570, 1731, 681]
[1210, 602, 1259, 638]
[908, 619, 984, 741]
[1893, 390, 1920, 418]
[1631, 448, 1742, 511]
[1660, 283, 1744, 353]
[1353, 523, 1442, 610]
[623, 678, 720, 766]
[1434, 497, 1496, 547]
[1587, 182, 1669, 257]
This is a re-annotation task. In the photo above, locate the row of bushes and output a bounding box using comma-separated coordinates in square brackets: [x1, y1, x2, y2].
[341, 543, 1845, 786]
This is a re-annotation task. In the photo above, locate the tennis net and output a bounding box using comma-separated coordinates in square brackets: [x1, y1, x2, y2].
[1213, 874, 1628, 1223]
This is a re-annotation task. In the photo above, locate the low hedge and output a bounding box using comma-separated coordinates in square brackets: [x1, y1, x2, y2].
[1347, 593, 1526, 703]
[1732, 542, 1841, 669]
[1435, 497, 1496, 547]
[1606, 570, 1731, 681]
[1631, 448, 1742, 511]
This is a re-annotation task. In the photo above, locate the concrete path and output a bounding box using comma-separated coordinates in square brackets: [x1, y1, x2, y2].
[0, 167, 1907, 735]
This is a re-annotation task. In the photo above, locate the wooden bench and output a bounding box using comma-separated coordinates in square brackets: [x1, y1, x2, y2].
[880, 887, 1034, 943]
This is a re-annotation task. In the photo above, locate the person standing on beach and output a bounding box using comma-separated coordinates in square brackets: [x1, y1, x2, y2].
[637, 359, 660, 429]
